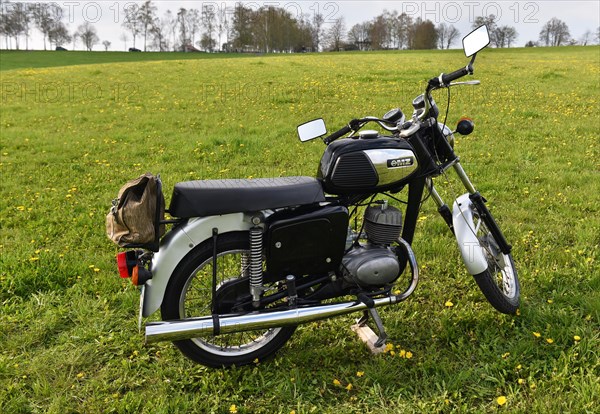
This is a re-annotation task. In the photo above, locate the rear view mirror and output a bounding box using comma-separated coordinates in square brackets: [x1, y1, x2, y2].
[297, 119, 327, 142]
[463, 25, 490, 57]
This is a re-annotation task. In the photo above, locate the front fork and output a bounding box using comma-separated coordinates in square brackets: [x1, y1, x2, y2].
[428, 162, 512, 255]
[426, 161, 474, 234]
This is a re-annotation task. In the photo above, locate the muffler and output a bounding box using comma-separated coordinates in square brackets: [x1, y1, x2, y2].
[146, 239, 418, 343]
[147, 297, 388, 343]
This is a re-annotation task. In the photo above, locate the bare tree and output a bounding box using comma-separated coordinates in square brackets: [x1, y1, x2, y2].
[32, 2, 63, 50]
[325, 17, 346, 51]
[48, 21, 71, 49]
[150, 14, 170, 51]
[369, 14, 390, 50]
[3, 2, 30, 50]
[139, 0, 156, 51]
[122, 3, 141, 48]
[413, 18, 437, 49]
[187, 8, 201, 46]
[348, 22, 370, 51]
[216, 5, 228, 51]
[201, 4, 217, 51]
[76, 21, 99, 51]
[311, 13, 324, 52]
[119, 32, 128, 51]
[539, 18, 570, 46]
[102, 40, 111, 51]
[391, 12, 413, 49]
[437, 23, 460, 49]
[16, 2, 32, 49]
[473, 15, 499, 47]
[579, 30, 592, 46]
[162, 9, 177, 51]
[495, 26, 518, 48]
[176, 8, 188, 51]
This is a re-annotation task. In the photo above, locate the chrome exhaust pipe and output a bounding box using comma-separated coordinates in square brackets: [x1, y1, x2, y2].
[148, 296, 391, 343]
[146, 239, 418, 344]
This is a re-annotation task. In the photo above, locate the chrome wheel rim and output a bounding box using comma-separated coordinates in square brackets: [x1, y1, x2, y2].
[474, 216, 518, 299]
[179, 249, 282, 357]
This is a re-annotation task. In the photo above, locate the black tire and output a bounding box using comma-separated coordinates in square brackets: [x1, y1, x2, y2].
[161, 231, 296, 367]
[470, 211, 520, 314]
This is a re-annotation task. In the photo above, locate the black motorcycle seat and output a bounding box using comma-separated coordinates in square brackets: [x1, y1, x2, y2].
[169, 176, 326, 218]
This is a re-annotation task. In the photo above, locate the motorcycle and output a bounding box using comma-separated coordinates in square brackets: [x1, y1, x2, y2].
[110, 25, 520, 368]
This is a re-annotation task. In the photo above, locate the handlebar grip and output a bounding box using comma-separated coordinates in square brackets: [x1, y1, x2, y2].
[323, 124, 352, 145]
[441, 66, 470, 85]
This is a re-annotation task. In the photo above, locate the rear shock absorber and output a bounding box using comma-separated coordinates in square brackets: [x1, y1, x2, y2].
[249, 222, 264, 307]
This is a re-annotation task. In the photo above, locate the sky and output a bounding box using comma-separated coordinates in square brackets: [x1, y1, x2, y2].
[3, 1, 600, 50]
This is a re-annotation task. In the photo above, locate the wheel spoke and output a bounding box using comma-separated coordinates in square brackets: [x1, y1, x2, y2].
[179, 248, 284, 357]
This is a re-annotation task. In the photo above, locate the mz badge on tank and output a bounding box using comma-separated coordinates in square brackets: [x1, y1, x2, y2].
[364, 149, 419, 187]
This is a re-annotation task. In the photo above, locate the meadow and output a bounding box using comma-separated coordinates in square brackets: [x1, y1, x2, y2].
[0, 46, 599, 413]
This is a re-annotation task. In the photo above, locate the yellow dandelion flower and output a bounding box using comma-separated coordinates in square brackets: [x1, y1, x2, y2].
[518, 379, 525, 385]
[333, 379, 341, 386]
[445, 300, 454, 307]
[574, 335, 581, 341]
[399, 349, 406, 358]
[229, 404, 238, 414]
[384, 343, 394, 353]
[532, 332, 541, 338]
[76, 372, 84, 379]
[345, 383, 353, 391]
[496, 396, 507, 406]
[405, 351, 413, 359]
[546, 338, 554, 344]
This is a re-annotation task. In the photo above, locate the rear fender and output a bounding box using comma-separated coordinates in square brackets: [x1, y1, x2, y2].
[142, 213, 252, 317]
[452, 193, 488, 275]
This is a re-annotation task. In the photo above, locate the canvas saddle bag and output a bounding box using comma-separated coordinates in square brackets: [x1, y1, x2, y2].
[106, 173, 165, 251]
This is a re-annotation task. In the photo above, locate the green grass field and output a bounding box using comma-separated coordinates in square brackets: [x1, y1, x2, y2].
[0, 50, 253, 72]
[1, 47, 599, 413]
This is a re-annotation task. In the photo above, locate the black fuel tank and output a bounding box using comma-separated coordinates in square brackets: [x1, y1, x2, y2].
[318, 136, 419, 195]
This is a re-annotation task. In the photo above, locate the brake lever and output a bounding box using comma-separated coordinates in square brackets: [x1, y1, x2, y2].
[448, 80, 481, 86]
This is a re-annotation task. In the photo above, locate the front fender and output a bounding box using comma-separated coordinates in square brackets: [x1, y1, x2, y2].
[142, 213, 252, 317]
[452, 193, 488, 275]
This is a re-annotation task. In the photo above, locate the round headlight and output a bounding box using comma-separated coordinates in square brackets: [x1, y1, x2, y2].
[438, 123, 455, 148]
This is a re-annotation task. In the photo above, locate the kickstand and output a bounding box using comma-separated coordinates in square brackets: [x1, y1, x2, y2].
[353, 307, 388, 350]
[367, 308, 388, 348]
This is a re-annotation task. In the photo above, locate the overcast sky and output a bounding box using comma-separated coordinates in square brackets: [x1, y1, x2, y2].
[5, 1, 600, 50]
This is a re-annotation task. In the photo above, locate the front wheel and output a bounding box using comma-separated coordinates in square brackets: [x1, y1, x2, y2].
[470, 209, 520, 314]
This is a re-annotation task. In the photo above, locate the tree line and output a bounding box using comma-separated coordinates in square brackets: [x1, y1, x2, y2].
[1, 0, 599, 52]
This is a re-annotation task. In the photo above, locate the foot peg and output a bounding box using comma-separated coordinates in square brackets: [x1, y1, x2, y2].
[285, 275, 298, 308]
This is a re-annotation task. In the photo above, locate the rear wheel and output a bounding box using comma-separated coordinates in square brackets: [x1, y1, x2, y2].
[470, 209, 520, 314]
[161, 232, 296, 367]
